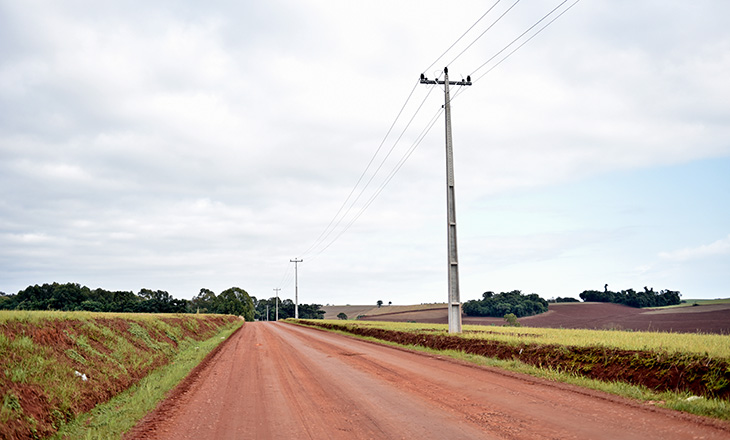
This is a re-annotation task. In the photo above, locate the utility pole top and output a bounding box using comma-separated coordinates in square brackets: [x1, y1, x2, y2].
[420, 71, 472, 87]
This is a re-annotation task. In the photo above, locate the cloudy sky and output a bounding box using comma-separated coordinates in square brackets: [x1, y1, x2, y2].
[1, 0, 728, 305]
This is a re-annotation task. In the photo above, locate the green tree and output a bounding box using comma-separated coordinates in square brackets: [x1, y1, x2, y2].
[191, 288, 217, 313]
[377, 300, 383, 308]
[217, 287, 255, 321]
[337, 312, 348, 320]
[298, 303, 325, 319]
[136, 289, 187, 313]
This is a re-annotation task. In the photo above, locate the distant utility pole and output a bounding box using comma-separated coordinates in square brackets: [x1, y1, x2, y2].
[266, 304, 269, 321]
[420, 66, 472, 334]
[290, 258, 303, 319]
[273, 288, 281, 321]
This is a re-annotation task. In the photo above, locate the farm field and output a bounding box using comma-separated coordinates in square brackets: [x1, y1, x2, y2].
[357, 301, 730, 334]
[321, 303, 447, 320]
[0, 311, 242, 439]
[125, 322, 730, 439]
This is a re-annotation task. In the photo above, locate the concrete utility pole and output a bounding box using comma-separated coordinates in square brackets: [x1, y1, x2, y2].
[273, 288, 281, 321]
[290, 258, 303, 319]
[420, 67, 471, 334]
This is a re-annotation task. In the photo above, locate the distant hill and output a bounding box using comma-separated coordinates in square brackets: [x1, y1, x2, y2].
[346, 301, 730, 334]
[321, 304, 447, 320]
[321, 305, 379, 320]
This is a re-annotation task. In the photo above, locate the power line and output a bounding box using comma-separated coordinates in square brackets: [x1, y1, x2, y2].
[470, 0, 573, 81]
[299, 3, 524, 262]
[300, 79, 440, 260]
[279, 1, 581, 278]
[299, 79, 422, 259]
[275, 260, 293, 290]
[423, 0, 503, 73]
[446, 0, 522, 68]
[450, 0, 580, 103]
[307, 105, 445, 263]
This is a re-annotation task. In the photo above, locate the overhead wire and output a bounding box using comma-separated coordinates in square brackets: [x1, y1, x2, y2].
[293, 3, 521, 264]
[307, 103, 446, 263]
[299, 75, 441, 262]
[298, 0, 514, 263]
[298, 79, 421, 259]
[277, 0, 581, 281]
[423, 0, 503, 73]
[470, 0, 574, 82]
[445, 0, 522, 68]
[451, 0, 580, 103]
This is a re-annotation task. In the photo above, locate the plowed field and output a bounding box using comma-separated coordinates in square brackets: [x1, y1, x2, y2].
[363, 302, 730, 334]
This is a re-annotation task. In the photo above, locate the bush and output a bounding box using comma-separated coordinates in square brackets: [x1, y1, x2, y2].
[503, 313, 521, 327]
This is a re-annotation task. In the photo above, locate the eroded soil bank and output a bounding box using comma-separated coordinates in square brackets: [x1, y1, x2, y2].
[0, 312, 241, 439]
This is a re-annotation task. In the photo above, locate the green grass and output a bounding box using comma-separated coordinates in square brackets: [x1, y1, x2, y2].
[647, 298, 730, 309]
[51, 323, 241, 439]
[293, 319, 730, 421]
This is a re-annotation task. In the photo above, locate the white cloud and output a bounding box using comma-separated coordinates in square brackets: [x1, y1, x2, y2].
[1, 0, 729, 302]
[659, 235, 730, 262]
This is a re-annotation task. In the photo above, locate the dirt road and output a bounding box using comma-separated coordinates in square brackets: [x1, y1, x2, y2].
[126, 322, 730, 439]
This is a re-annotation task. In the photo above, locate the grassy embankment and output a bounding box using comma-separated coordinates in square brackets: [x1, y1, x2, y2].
[295, 319, 730, 421]
[0, 311, 243, 439]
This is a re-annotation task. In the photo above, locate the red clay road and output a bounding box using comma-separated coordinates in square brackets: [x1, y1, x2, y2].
[126, 322, 730, 439]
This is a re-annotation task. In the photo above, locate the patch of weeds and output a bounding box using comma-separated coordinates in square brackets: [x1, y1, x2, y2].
[50, 409, 67, 430]
[65, 349, 87, 366]
[13, 335, 35, 351]
[128, 323, 165, 352]
[7, 337, 47, 384]
[703, 369, 730, 395]
[1, 390, 23, 421]
[165, 331, 178, 345]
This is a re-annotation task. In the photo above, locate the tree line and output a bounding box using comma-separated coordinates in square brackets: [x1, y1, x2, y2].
[463, 290, 549, 318]
[0, 282, 325, 321]
[579, 287, 681, 308]
[463, 286, 682, 318]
